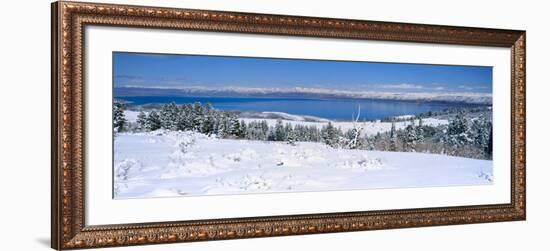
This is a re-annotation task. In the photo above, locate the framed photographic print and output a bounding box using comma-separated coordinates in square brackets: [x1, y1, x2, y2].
[51, 1, 526, 249]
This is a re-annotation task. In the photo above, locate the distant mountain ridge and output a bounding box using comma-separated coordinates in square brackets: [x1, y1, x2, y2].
[114, 86, 492, 105]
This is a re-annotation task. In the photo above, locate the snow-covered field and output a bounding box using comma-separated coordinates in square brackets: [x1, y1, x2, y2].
[124, 110, 140, 123]
[114, 130, 492, 199]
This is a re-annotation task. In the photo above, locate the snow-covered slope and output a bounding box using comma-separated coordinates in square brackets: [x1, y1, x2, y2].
[241, 111, 330, 122]
[124, 110, 140, 123]
[114, 131, 492, 199]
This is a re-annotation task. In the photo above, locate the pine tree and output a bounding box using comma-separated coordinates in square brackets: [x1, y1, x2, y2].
[192, 102, 204, 131]
[446, 110, 470, 148]
[136, 111, 147, 131]
[286, 129, 297, 146]
[487, 125, 493, 157]
[159, 102, 179, 130]
[416, 118, 424, 143]
[470, 117, 492, 157]
[404, 122, 417, 152]
[229, 116, 240, 137]
[216, 114, 229, 138]
[238, 120, 247, 138]
[274, 119, 285, 141]
[181, 104, 194, 130]
[146, 111, 161, 131]
[113, 101, 127, 132]
[201, 111, 215, 135]
[244, 121, 261, 140]
[389, 122, 397, 151]
[284, 123, 293, 140]
[364, 135, 375, 150]
[321, 122, 338, 147]
[201, 103, 215, 134]
[308, 125, 321, 142]
[260, 120, 269, 140]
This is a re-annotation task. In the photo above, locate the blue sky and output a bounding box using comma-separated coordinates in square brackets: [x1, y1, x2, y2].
[113, 52, 492, 93]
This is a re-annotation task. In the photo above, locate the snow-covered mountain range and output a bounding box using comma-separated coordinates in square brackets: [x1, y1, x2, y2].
[115, 86, 492, 105]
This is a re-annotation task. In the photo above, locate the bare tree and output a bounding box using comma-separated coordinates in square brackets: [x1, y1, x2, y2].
[347, 105, 365, 149]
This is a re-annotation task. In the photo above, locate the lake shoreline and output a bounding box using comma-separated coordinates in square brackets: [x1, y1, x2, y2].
[115, 95, 489, 121]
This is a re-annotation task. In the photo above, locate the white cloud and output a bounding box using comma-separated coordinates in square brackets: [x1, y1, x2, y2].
[377, 83, 424, 89]
[458, 85, 474, 90]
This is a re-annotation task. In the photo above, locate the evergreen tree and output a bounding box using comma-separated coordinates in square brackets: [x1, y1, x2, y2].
[470, 117, 492, 157]
[286, 129, 297, 146]
[216, 114, 230, 138]
[416, 118, 424, 143]
[260, 120, 269, 140]
[487, 126, 493, 157]
[229, 116, 240, 137]
[201, 103, 215, 134]
[192, 102, 204, 131]
[113, 101, 127, 132]
[244, 121, 261, 140]
[446, 110, 470, 148]
[145, 111, 161, 131]
[364, 135, 375, 150]
[284, 123, 294, 140]
[404, 122, 417, 152]
[321, 122, 338, 147]
[274, 119, 285, 141]
[181, 104, 194, 130]
[389, 122, 397, 151]
[308, 125, 321, 142]
[159, 102, 179, 130]
[203, 103, 214, 114]
[136, 110, 147, 131]
[238, 120, 247, 138]
[201, 111, 215, 135]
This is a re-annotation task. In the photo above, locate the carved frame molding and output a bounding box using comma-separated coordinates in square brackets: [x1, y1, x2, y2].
[51, 1, 526, 249]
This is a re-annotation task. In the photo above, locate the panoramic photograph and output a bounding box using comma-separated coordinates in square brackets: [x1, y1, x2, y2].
[112, 52, 493, 199]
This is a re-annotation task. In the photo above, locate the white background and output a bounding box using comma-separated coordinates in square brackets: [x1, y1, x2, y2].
[0, 0, 547, 250]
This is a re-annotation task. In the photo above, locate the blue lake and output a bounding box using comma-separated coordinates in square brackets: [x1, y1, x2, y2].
[117, 96, 476, 121]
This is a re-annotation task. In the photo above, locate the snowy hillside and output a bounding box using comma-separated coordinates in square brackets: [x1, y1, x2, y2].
[239, 111, 331, 122]
[114, 130, 492, 199]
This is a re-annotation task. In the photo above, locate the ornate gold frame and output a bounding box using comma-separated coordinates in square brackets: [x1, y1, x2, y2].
[51, 1, 526, 249]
